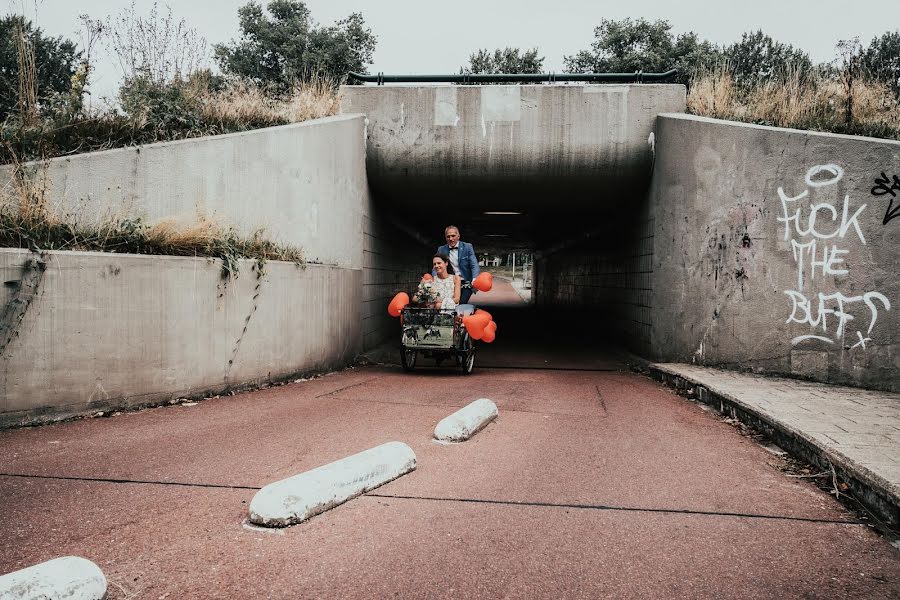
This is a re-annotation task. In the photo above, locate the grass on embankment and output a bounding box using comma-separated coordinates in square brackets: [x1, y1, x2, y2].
[1, 162, 304, 278]
[688, 66, 900, 140]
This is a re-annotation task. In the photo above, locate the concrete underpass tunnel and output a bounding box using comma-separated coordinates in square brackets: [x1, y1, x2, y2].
[342, 82, 686, 360]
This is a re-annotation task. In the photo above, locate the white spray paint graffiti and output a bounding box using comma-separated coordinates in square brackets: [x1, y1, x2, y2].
[778, 164, 891, 348]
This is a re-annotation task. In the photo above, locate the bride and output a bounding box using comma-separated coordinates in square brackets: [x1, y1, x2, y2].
[427, 253, 460, 309]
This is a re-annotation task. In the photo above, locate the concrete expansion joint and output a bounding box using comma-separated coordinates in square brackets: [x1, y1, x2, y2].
[434, 398, 499, 442]
[0, 556, 107, 600]
[248, 441, 417, 527]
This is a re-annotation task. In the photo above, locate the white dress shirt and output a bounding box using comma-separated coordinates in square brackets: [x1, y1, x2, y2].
[448, 245, 460, 275]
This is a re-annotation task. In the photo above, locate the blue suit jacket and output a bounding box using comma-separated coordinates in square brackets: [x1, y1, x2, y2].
[436, 241, 480, 282]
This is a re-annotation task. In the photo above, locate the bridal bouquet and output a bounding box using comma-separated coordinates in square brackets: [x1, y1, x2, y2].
[413, 280, 440, 305]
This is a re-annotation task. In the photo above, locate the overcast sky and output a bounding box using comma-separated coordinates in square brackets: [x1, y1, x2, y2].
[16, 0, 900, 101]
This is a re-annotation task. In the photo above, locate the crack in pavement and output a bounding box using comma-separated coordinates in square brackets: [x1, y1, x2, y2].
[595, 385, 608, 414]
[314, 377, 381, 398]
[365, 492, 863, 526]
[0, 472, 260, 490]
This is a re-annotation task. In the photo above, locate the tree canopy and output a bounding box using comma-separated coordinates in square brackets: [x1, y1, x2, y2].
[0, 15, 80, 121]
[214, 0, 376, 91]
[722, 30, 811, 88]
[563, 18, 719, 83]
[463, 47, 543, 74]
[863, 31, 900, 97]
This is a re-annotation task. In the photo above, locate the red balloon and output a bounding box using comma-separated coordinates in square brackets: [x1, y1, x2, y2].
[463, 314, 487, 339]
[473, 272, 493, 292]
[388, 292, 409, 317]
[475, 309, 493, 322]
[470, 312, 491, 328]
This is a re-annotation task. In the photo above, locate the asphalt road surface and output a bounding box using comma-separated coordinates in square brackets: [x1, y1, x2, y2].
[2, 284, 898, 599]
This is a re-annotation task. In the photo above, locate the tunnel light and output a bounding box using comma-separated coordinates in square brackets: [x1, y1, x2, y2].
[484, 234, 509, 237]
[483, 211, 522, 215]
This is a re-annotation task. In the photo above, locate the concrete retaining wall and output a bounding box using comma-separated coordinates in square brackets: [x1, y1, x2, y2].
[649, 114, 900, 391]
[0, 249, 359, 427]
[0, 115, 368, 268]
[0, 116, 427, 424]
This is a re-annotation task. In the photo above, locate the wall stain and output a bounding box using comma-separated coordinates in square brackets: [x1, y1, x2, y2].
[0, 254, 47, 357]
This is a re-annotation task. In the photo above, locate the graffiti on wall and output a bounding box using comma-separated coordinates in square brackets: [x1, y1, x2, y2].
[871, 171, 900, 225]
[778, 164, 891, 349]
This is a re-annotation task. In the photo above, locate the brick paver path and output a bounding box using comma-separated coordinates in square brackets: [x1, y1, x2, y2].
[651, 364, 900, 505]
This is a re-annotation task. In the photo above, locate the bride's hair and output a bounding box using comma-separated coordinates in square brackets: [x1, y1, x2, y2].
[433, 253, 455, 275]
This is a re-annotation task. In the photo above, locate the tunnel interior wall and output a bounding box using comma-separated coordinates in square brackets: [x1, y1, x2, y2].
[649, 114, 899, 391]
[362, 198, 432, 349]
[532, 201, 654, 355]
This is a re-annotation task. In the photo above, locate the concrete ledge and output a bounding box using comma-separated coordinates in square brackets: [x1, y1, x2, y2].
[648, 363, 900, 528]
[0, 556, 107, 599]
[248, 441, 416, 527]
[434, 399, 498, 442]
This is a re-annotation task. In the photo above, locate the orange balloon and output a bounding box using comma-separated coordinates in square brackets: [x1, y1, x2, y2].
[473, 272, 493, 292]
[469, 311, 491, 328]
[388, 292, 409, 317]
[422, 273, 433, 281]
[463, 315, 487, 339]
[481, 327, 496, 343]
[485, 321, 497, 334]
[475, 309, 493, 322]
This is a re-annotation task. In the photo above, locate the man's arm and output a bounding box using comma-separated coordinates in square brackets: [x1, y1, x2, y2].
[467, 243, 480, 279]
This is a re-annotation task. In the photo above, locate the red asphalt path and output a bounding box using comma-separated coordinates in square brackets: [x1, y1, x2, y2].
[1, 303, 899, 598]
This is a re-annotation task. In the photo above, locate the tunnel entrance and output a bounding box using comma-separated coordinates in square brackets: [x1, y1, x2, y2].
[343, 82, 686, 361]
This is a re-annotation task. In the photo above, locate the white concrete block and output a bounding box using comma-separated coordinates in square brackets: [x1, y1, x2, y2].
[0, 556, 107, 600]
[434, 398, 498, 442]
[248, 441, 417, 527]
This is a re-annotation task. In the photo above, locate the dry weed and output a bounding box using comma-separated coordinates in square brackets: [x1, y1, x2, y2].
[0, 167, 304, 277]
[197, 77, 340, 131]
[286, 77, 342, 122]
[688, 67, 900, 139]
[686, 63, 738, 119]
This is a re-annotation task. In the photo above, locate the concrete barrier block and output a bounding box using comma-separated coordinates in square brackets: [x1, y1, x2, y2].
[0, 556, 107, 600]
[248, 441, 416, 527]
[434, 398, 498, 442]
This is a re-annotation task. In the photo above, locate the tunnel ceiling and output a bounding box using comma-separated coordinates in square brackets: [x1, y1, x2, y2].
[340, 83, 686, 253]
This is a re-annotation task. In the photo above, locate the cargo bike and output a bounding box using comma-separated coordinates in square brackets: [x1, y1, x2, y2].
[399, 306, 476, 374]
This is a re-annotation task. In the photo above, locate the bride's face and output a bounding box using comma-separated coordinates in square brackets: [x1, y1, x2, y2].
[433, 257, 447, 276]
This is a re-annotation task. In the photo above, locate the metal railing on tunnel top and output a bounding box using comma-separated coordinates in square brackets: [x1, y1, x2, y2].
[347, 69, 678, 85]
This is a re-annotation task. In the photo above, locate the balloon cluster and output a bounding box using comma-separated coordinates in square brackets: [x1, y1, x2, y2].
[462, 309, 498, 343]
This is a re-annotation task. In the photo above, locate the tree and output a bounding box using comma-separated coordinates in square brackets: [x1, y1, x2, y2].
[862, 31, 900, 98]
[214, 0, 376, 91]
[463, 47, 543, 74]
[0, 15, 80, 121]
[722, 30, 811, 88]
[563, 18, 719, 83]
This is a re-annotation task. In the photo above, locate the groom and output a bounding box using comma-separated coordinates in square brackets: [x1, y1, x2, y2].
[437, 225, 480, 304]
